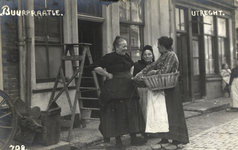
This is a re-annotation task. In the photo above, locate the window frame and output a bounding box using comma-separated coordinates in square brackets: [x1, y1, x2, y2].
[34, 15, 64, 83]
[119, 0, 144, 62]
[203, 16, 230, 75]
[175, 7, 187, 32]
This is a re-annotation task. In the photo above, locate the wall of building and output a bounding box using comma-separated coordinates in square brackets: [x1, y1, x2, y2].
[144, 0, 174, 59]
[1, 1, 20, 100]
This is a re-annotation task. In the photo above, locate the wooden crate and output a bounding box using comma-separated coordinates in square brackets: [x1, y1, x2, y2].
[35, 106, 61, 146]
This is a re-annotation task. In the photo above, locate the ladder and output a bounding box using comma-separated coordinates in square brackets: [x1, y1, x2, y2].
[47, 43, 100, 142]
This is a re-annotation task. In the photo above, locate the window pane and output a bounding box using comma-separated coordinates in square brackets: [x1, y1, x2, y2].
[35, 46, 48, 79]
[180, 9, 185, 30]
[48, 46, 63, 78]
[193, 59, 200, 75]
[176, 8, 180, 30]
[119, 1, 130, 22]
[204, 36, 215, 74]
[218, 38, 226, 67]
[192, 15, 198, 34]
[193, 40, 199, 57]
[218, 18, 226, 37]
[120, 25, 130, 44]
[77, 0, 102, 17]
[204, 16, 214, 35]
[130, 25, 141, 48]
[131, 0, 143, 23]
[131, 50, 141, 62]
[193, 40, 199, 75]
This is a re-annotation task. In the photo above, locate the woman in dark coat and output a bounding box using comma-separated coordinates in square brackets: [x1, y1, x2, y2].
[132, 45, 155, 140]
[133, 45, 155, 76]
[89, 36, 145, 149]
[135, 36, 189, 146]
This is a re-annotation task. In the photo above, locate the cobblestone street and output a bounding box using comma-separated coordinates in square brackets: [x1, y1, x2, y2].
[182, 118, 238, 150]
[80, 109, 238, 150]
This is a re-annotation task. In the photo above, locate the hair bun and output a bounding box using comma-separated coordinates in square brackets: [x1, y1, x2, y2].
[169, 37, 173, 45]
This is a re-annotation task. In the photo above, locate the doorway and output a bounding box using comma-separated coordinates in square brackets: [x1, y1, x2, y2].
[78, 20, 103, 118]
[192, 36, 203, 99]
[177, 34, 190, 102]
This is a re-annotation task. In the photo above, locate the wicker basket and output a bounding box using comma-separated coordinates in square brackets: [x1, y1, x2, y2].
[142, 72, 180, 90]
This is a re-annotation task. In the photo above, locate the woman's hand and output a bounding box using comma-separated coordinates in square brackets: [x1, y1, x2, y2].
[106, 73, 113, 80]
[229, 85, 231, 91]
[135, 72, 144, 80]
[146, 70, 157, 76]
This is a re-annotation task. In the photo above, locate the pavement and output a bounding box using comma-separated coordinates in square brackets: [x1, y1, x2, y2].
[24, 96, 231, 150]
[182, 117, 238, 150]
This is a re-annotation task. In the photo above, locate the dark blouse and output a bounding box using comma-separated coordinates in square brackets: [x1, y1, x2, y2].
[229, 67, 238, 85]
[133, 60, 148, 76]
[89, 52, 134, 75]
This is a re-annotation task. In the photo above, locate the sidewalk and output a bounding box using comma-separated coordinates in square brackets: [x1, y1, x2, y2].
[26, 96, 231, 150]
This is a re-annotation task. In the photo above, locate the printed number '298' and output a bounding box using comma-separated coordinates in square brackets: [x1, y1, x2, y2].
[9, 145, 26, 150]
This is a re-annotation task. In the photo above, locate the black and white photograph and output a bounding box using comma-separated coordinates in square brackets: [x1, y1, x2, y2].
[0, 0, 238, 150]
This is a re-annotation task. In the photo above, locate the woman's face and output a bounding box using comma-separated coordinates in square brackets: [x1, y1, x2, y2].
[157, 43, 166, 55]
[116, 40, 127, 55]
[224, 64, 228, 69]
[142, 50, 153, 63]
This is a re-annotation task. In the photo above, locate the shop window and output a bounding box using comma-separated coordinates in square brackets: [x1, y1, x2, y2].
[119, 0, 144, 62]
[218, 18, 227, 68]
[204, 35, 215, 74]
[175, 7, 186, 31]
[204, 16, 228, 74]
[204, 16, 215, 74]
[34, 0, 63, 83]
[204, 16, 214, 35]
[193, 39, 200, 75]
[77, 0, 102, 17]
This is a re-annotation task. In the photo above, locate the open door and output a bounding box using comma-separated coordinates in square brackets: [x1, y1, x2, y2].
[78, 20, 103, 118]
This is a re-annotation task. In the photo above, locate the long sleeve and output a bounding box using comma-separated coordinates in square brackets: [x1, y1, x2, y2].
[229, 68, 238, 85]
[229, 70, 234, 86]
[142, 51, 179, 75]
[159, 52, 178, 74]
[142, 59, 159, 75]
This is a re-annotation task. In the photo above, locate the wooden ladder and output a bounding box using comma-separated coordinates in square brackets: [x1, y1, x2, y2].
[47, 43, 100, 142]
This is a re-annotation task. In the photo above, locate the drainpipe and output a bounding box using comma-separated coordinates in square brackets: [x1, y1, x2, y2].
[25, 0, 34, 107]
[18, 0, 26, 102]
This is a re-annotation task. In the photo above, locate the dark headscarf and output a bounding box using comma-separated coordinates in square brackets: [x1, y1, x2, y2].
[133, 45, 155, 76]
[140, 45, 155, 63]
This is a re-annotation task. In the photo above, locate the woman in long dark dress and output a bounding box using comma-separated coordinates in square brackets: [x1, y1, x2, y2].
[89, 36, 145, 149]
[132, 45, 155, 140]
[228, 59, 238, 111]
[136, 36, 189, 146]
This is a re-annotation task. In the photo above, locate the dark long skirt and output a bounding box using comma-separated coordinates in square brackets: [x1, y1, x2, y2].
[99, 98, 145, 138]
[156, 85, 189, 143]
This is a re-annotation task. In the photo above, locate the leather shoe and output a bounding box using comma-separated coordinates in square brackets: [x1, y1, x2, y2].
[131, 137, 147, 146]
[157, 139, 169, 144]
[116, 143, 125, 150]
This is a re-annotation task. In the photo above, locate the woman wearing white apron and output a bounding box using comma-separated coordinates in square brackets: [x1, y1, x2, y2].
[228, 59, 238, 111]
[132, 45, 168, 139]
[136, 36, 189, 146]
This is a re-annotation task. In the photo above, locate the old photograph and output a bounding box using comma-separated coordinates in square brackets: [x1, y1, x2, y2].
[0, 0, 238, 150]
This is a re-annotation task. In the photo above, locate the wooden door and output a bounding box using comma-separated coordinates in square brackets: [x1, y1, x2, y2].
[177, 34, 190, 102]
[192, 36, 202, 99]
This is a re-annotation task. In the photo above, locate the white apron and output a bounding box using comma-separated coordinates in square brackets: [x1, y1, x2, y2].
[138, 88, 169, 133]
[231, 78, 238, 108]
